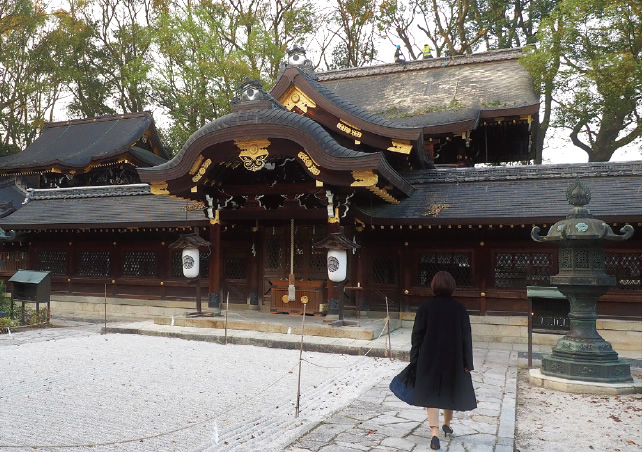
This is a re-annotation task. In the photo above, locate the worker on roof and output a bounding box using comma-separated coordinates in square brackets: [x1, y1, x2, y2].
[423, 44, 433, 59]
[394, 45, 406, 63]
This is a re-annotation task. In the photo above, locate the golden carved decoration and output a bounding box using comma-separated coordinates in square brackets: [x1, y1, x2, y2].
[328, 207, 340, 224]
[188, 155, 205, 175]
[298, 151, 321, 175]
[368, 186, 399, 204]
[280, 86, 316, 113]
[236, 138, 271, 171]
[351, 170, 378, 187]
[192, 158, 212, 182]
[354, 218, 366, 232]
[209, 210, 221, 225]
[336, 120, 363, 138]
[387, 140, 413, 154]
[150, 181, 169, 195]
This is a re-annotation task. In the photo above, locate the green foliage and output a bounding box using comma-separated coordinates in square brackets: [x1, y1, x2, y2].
[151, 0, 315, 150]
[521, 0, 641, 161]
[329, 0, 378, 69]
[0, 0, 59, 151]
[0, 280, 11, 317]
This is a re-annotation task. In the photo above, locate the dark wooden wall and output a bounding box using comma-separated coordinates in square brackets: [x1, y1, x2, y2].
[0, 222, 640, 320]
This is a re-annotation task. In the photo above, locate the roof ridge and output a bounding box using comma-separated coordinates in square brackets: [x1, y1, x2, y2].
[317, 48, 525, 81]
[44, 111, 152, 129]
[402, 161, 643, 184]
[27, 184, 151, 200]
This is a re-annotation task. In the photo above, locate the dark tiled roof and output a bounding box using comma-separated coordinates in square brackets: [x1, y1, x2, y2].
[317, 48, 539, 129]
[296, 68, 418, 131]
[0, 184, 207, 229]
[0, 179, 27, 218]
[357, 161, 642, 224]
[0, 112, 168, 173]
[130, 146, 169, 166]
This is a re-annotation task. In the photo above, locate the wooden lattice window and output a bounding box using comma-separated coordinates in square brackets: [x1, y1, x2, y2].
[0, 251, 28, 272]
[77, 251, 111, 276]
[224, 256, 247, 280]
[171, 251, 210, 278]
[418, 252, 473, 287]
[265, 233, 283, 270]
[606, 252, 642, 291]
[36, 249, 67, 275]
[122, 250, 158, 277]
[494, 252, 553, 288]
[371, 256, 399, 285]
[310, 249, 327, 273]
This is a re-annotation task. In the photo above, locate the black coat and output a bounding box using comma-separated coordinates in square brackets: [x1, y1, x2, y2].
[410, 296, 477, 411]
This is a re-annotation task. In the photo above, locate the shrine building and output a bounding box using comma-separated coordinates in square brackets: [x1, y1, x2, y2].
[0, 48, 640, 333]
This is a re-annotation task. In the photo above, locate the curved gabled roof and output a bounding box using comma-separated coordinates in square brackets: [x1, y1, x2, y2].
[138, 105, 413, 199]
[0, 112, 168, 174]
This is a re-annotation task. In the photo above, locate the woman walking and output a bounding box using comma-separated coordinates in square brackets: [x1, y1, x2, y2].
[410, 271, 477, 450]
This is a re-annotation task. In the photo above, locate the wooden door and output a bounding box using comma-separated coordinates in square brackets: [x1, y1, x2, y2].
[223, 243, 249, 304]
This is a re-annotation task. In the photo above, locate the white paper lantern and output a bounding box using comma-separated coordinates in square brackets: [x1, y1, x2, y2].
[182, 248, 200, 278]
[327, 249, 347, 282]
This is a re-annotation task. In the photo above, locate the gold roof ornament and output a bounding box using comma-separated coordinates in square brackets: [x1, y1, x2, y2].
[351, 170, 378, 187]
[388, 140, 412, 154]
[236, 138, 271, 171]
[280, 86, 317, 113]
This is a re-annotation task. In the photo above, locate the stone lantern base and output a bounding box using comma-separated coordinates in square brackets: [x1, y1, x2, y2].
[541, 352, 633, 384]
[530, 368, 642, 395]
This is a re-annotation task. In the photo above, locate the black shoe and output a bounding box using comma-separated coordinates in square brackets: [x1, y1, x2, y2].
[430, 435, 440, 450]
[442, 424, 453, 437]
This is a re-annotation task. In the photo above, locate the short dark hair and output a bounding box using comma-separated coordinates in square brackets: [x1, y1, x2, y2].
[431, 271, 456, 296]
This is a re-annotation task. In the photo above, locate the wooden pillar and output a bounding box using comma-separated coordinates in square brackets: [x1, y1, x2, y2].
[401, 240, 412, 313]
[248, 225, 259, 309]
[208, 222, 222, 313]
[354, 243, 366, 314]
[476, 239, 489, 316]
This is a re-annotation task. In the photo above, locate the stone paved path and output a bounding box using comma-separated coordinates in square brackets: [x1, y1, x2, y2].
[287, 348, 518, 452]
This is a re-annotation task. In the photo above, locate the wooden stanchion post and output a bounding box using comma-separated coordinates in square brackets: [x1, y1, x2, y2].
[385, 297, 392, 360]
[224, 292, 229, 345]
[103, 284, 107, 334]
[295, 296, 308, 418]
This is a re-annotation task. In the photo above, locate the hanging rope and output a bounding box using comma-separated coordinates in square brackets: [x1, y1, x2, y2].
[290, 218, 294, 276]
[288, 218, 296, 302]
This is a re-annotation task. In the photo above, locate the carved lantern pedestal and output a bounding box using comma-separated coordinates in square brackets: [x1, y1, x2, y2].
[531, 179, 634, 384]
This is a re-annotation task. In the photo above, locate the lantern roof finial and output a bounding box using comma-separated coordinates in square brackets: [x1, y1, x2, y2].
[566, 178, 591, 208]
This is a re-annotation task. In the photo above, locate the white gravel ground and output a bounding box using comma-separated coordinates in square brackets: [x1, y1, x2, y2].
[515, 368, 642, 452]
[0, 333, 406, 452]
